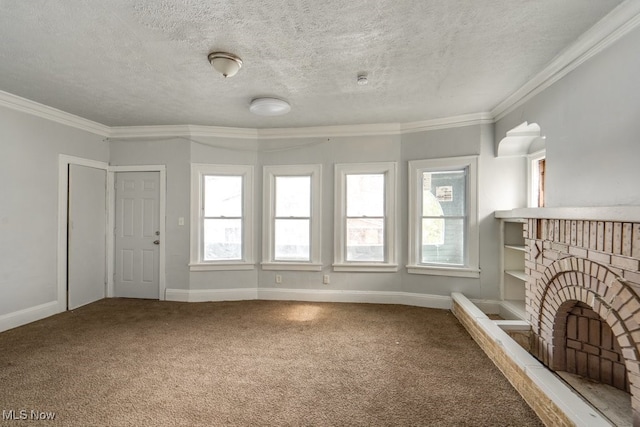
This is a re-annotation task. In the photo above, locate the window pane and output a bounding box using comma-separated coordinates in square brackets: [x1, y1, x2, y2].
[204, 218, 242, 260]
[275, 176, 310, 217]
[422, 217, 445, 246]
[421, 218, 464, 265]
[422, 170, 465, 217]
[204, 176, 242, 217]
[346, 218, 384, 262]
[422, 183, 444, 217]
[346, 174, 384, 216]
[275, 219, 310, 261]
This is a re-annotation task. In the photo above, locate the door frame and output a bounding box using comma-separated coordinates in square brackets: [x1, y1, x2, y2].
[57, 155, 110, 313]
[108, 165, 166, 300]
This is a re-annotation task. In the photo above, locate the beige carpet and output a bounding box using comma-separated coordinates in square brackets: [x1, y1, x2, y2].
[0, 299, 542, 426]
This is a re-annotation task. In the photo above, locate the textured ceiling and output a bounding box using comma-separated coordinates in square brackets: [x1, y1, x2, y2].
[0, 0, 624, 129]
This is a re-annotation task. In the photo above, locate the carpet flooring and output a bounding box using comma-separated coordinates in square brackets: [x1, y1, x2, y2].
[0, 299, 542, 426]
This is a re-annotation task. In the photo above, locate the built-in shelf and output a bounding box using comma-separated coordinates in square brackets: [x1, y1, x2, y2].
[498, 215, 527, 320]
[505, 270, 527, 281]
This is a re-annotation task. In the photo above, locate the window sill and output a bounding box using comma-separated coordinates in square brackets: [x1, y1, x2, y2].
[189, 262, 255, 272]
[261, 262, 323, 272]
[406, 265, 480, 278]
[332, 263, 398, 273]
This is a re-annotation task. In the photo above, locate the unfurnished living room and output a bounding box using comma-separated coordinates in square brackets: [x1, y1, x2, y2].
[1, 1, 640, 426]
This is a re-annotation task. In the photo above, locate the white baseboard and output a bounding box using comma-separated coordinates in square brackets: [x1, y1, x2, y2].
[257, 288, 452, 309]
[165, 288, 258, 302]
[398, 292, 452, 309]
[0, 301, 60, 333]
[164, 287, 453, 309]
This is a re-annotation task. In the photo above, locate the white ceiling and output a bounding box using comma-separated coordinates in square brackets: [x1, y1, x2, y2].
[0, 0, 626, 129]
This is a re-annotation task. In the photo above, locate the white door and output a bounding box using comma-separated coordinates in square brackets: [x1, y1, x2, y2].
[68, 164, 107, 309]
[114, 171, 160, 299]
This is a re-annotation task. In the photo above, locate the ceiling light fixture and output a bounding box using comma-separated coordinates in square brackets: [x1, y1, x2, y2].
[249, 97, 291, 116]
[357, 73, 368, 85]
[208, 52, 243, 78]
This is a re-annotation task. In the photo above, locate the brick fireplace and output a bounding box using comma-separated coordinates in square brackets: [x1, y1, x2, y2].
[523, 216, 640, 424]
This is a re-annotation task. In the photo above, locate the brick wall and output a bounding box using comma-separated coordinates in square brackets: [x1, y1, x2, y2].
[565, 302, 628, 391]
[523, 218, 640, 424]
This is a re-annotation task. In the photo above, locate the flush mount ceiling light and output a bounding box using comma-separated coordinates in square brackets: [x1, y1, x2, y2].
[208, 52, 243, 78]
[249, 97, 291, 116]
[357, 73, 368, 85]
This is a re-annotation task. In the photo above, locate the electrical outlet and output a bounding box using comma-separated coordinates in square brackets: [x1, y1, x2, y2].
[323, 274, 330, 284]
[275, 274, 282, 284]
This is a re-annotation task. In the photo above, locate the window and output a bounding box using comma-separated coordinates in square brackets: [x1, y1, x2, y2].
[190, 164, 254, 271]
[262, 165, 322, 271]
[407, 156, 478, 278]
[334, 162, 397, 272]
[528, 151, 546, 208]
[203, 175, 243, 260]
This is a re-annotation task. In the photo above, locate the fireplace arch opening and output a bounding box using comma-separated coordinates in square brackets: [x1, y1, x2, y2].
[531, 255, 640, 423]
[553, 300, 629, 391]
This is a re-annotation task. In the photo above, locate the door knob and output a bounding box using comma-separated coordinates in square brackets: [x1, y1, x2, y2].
[153, 240, 160, 245]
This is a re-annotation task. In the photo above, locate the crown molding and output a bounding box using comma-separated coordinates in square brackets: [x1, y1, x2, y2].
[492, 0, 640, 121]
[0, 89, 490, 140]
[188, 124, 258, 139]
[257, 123, 402, 139]
[401, 112, 494, 134]
[0, 89, 110, 137]
[235, 115, 494, 139]
[109, 124, 257, 140]
[109, 125, 192, 139]
[111, 116, 493, 141]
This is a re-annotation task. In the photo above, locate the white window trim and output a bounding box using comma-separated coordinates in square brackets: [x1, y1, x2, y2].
[189, 163, 254, 271]
[406, 156, 479, 278]
[333, 162, 398, 272]
[527, 150, 546, 208]
[262, 164, 322, 272]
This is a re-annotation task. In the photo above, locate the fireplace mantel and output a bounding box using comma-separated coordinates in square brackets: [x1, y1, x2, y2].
[495, 206, 640, 223]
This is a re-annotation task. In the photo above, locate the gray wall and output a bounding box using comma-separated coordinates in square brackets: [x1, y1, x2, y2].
[4, 20, 639, 321]
[477, 124, 526, 299]
[0, 106, 108, 316]
[109, 138, 191, 290]
[108, 127, 512, 300]
[109, 137, 261, 292]
[400, 126, 480, 296]
[189, 137, 259, 290]
[259, 134, 403, 292]
[495, 25, 640, 208]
